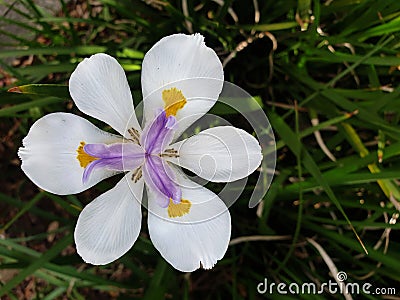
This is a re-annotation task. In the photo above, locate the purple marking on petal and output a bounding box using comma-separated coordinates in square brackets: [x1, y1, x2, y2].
[82, 160, 101, 184]
[141, 110, 176, 154]
[165, 115, 176, 129]
[143, 155, 181, 206]
[81, 142, 145, 184]
[84, 143, 144, 159]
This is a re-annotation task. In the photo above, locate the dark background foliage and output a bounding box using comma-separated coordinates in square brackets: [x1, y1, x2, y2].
[0, 0, 400, 299]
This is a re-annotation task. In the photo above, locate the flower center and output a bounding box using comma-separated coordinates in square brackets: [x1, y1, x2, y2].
[75, 87, 191, 217]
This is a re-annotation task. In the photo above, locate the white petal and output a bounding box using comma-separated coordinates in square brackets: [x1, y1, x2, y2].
[18, 113, 122, 195]
[167, 126, 262, 182]
[69, 53, 140, 137]
[141, 34, 223, 139]
[147, 170, 231, 272]
[74, 173, 143, 265]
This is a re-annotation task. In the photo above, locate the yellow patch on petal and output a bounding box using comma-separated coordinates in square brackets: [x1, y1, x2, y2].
[168, 199, 191, 218]
[162, 87, 187, 117]
[76, 141, 98, 168]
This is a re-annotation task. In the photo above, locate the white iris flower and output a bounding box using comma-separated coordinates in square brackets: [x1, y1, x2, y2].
[18, 33, 262, 272]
